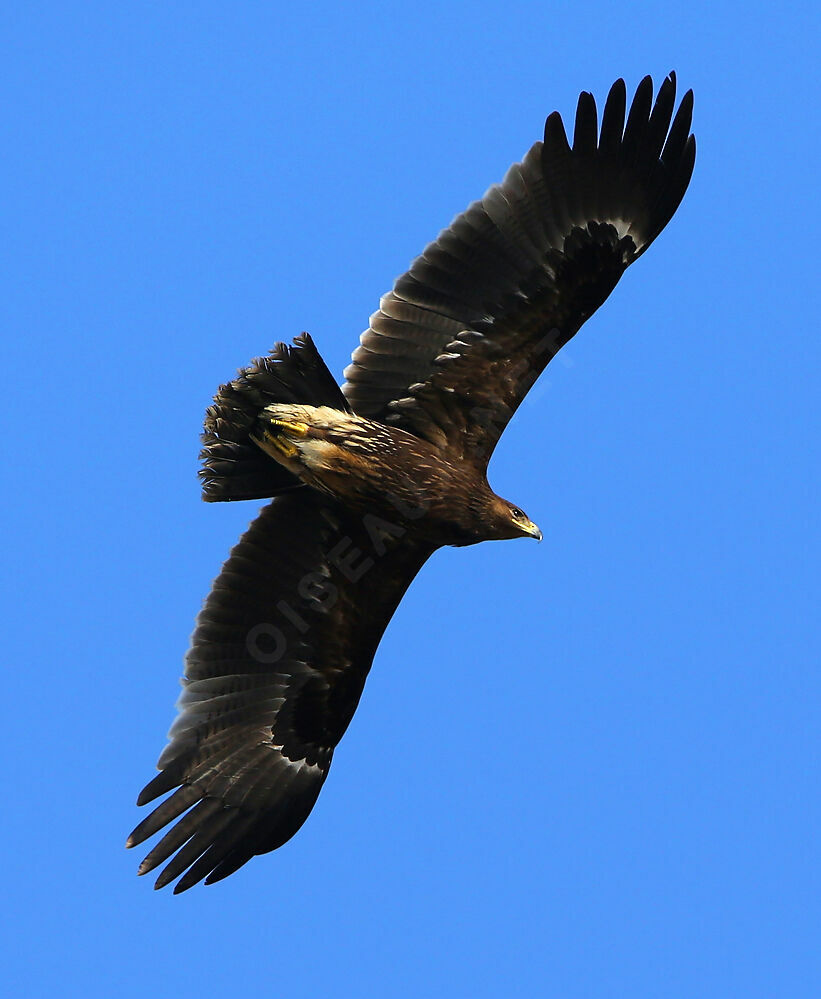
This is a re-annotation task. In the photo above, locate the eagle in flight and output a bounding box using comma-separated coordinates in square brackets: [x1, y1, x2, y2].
[129, 74, 695, 892]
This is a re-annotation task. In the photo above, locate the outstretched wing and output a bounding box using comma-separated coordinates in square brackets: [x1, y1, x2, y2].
[342, 74, 695, 464]
[128, 492, 433, 892]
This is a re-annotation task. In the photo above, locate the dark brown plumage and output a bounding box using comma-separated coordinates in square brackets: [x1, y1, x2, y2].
[128, 73, 695, 892]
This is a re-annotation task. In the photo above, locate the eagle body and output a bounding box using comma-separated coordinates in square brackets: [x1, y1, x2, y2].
[129, 74, 696, 892]
[252, 402, 540, 547]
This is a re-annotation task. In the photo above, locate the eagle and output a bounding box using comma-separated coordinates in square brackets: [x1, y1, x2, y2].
[128, 74, 695, 892]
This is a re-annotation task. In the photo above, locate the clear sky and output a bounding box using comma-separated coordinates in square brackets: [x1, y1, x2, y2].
[3, 2, 819, 997]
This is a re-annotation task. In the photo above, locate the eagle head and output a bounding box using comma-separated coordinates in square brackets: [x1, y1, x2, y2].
[480, 493, 542, 543]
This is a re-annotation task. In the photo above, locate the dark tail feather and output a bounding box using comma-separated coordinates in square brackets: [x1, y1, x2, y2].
[200, 333, 349, 502]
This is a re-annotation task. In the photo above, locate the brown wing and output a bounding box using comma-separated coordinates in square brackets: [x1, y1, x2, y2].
[128, 492, 433, 892]
[342, 74, 695, 464]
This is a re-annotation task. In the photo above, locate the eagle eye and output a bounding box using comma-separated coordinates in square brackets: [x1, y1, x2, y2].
[510, 506, 524, 521]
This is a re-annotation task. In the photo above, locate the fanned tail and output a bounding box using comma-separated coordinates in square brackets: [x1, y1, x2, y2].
[200, 332, 350, 502]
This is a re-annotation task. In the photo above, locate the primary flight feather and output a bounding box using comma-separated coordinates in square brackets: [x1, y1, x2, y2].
[128, 74, 695, 892]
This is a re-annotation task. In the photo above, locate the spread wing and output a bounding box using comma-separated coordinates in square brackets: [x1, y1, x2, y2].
[342, 74, 695, 464]
[128, 492, 433, 892]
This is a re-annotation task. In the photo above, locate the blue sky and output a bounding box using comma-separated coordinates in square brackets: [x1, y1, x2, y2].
[2, 2, 819, 996]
